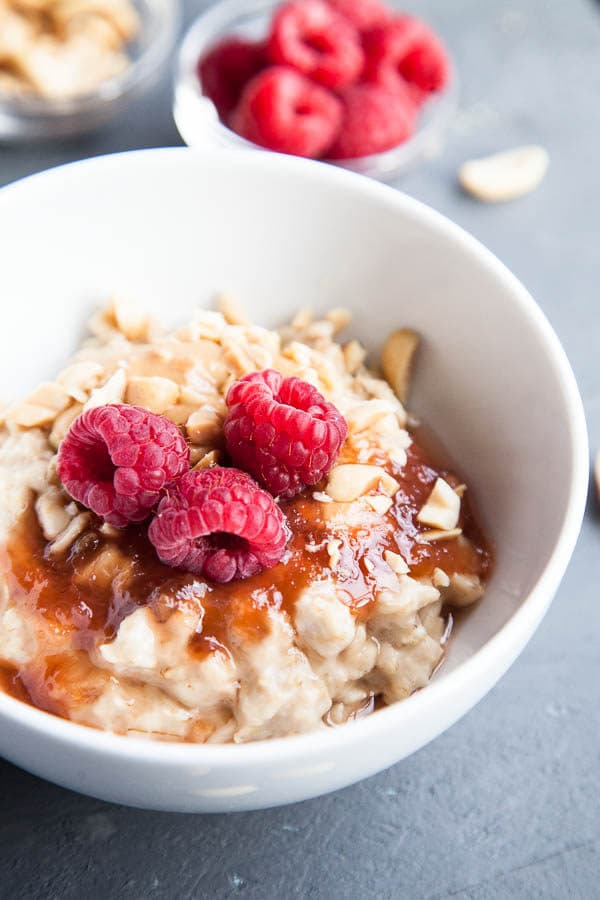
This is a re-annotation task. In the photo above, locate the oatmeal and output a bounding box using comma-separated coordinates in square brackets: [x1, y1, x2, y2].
[0, 297, 491, 743]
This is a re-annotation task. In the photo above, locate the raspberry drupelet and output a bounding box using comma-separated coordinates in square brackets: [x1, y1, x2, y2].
[148, 467, 289, 583]
[57, 404, 190, 527]
[223, 369, 348, 498]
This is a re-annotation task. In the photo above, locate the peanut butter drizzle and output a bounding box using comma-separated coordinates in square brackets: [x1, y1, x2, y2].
[0, 435, 492, 707]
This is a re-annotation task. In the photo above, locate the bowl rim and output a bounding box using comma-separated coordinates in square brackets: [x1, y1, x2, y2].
[173, 0, 459, 176]
[0, 147, 589, 767]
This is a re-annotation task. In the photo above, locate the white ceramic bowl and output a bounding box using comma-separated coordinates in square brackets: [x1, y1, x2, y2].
[0, 149, 587, 812]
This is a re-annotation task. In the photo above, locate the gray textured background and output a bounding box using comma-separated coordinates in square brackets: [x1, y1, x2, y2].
[1, 1, 599, 898]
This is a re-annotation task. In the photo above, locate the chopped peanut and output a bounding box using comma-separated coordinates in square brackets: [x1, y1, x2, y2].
[381, 329, 420, 405]
[326, 464, 399, 502]
[417, 478, 461, 531]
[126, 376, 179, 414]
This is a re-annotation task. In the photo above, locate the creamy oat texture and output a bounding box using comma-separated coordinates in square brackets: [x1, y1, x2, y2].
[0, 296, 488, 743]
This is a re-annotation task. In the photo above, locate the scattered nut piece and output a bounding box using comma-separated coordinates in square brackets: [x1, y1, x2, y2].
[384, 550, 409, 575]
[327, 538, 342, 569]
[326, 464, 399, 502]
[454, 484, 467, 498]
[381, 329, 420, 405]
[48, 512, 91, 556]
[417, 477, 461, 531]
[83, 368, 126, 410]
[363, 495, 393, 515]
[419, 528, 463, 543]
[459, 146, 549, 202]
[432, 567, 450, 588]
[126, 376, 179, 414]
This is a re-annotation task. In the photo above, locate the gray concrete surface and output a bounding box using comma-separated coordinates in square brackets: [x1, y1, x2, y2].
[1, 1, 599, 898]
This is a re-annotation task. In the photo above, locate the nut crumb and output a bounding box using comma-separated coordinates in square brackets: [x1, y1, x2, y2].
[327, 538, 342, 569]
[419, 528, 463, 543]
[459, 146, 549, 202]
[432, 567, 450, 588]
[384, 550, 409, 575]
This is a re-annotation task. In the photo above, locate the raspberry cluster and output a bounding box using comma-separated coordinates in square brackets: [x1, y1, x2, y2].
[198, 0, 449, 159]
[57, 370, 347, 582]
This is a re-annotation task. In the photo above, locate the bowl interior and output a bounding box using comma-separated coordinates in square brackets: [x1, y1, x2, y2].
[0, 149, 583, 685]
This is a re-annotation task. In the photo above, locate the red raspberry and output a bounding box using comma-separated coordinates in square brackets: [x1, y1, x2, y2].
[268, 0, 364, 89]
[231, 66, 342, 158]
[363, 16, 449, 97]
[326, 0, 392, 32]
[223, 369, 347, 498]
[327, 82, 416, 158]
[148, 467, 288, 582]
[57, 404, 190, 527]
[198, 37, 266, 120]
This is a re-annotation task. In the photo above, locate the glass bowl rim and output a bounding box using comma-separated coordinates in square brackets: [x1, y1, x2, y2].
[174, 0, 459, 176]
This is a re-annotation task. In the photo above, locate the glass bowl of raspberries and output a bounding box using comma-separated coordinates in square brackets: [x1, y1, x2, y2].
[174, 0, 457, 181]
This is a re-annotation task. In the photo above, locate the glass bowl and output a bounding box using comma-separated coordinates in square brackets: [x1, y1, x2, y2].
[0, 0, 181, 142]
[173, 0, 458, 182]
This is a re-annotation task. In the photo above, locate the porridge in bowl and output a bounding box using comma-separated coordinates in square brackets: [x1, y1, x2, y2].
[0, 297, 491, 743]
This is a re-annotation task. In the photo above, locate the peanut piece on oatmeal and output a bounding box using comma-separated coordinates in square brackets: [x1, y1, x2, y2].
[343, 340, 366, 374]
[35, 487, 74, 540]
[49, 403, 83, 449]
[326, 464, 399, 502]
[217, 294, 249, 326]
[363, 495, 393, 515]
[420, 527, 462, 542]
[185, 409, 223, 444]
[108, 295, 152, 341]
[57, 362, 105, 402]
[417, 477, 461, 531]
[191, 449, 221, 469]
[432, 567, 450, 588]
[325, 308, 352, 334]
[7, 382, 71, 428]
[384, 550, 409, 575]
[48, 512, 91, 556]
[83, 368, 126, 410]
[126, 376, 179, 414]
[381, 329, 420, 405]
[327, 538, 342, 569]
[162, 404, 199, 426]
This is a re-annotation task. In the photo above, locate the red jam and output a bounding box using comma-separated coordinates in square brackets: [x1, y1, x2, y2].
[0, 434, 491, 714]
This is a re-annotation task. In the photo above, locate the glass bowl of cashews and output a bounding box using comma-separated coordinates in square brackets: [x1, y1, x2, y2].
[0, 0, 181, 141]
